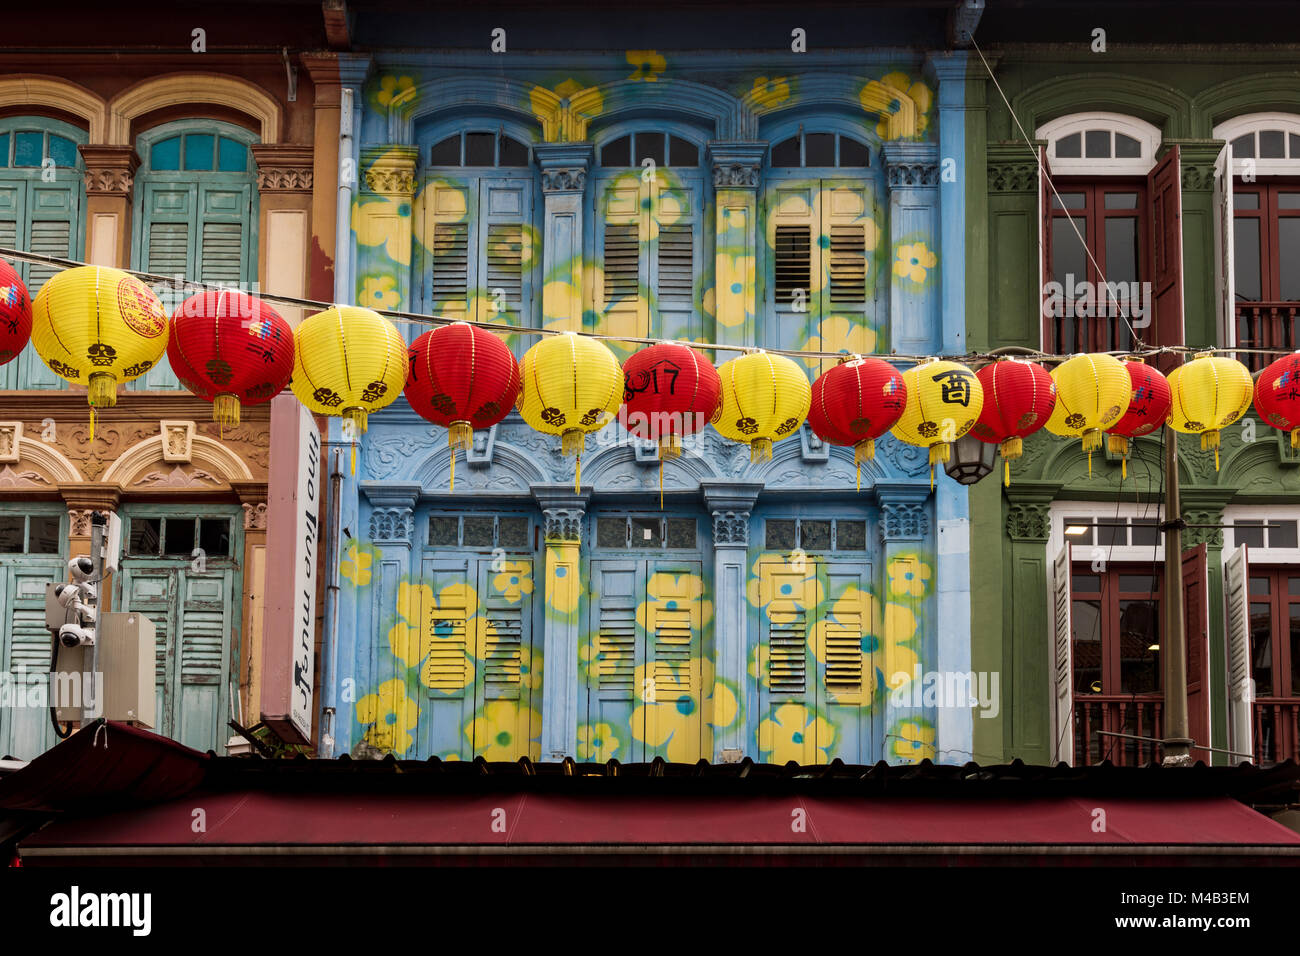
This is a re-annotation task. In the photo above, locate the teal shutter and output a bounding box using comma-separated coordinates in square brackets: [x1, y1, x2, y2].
[641, 558, 703, 761]
[587, 559, 642, 761]
[413, 556, 476, 760]
[650, 182, 700, 342]
[479, 177, 533, 356]
[118, 567, 177, 742]
[133, 182, 194, 390]
[0, 562, 65, 759]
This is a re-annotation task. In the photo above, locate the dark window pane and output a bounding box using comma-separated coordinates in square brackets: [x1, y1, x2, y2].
[1279, 193, 1300, 210]
[129, 517, 162, 555]
[1104, 217, 1139, 284]
[1104, 192, 1138, 209]
[1249, 573, 1270, 595]
[28, 514, 60, 555]
[805, 133, 835, 166]
[838, 136, 869, 167]
[217, 138, 246, 172]
[1118, 598, 1161, 694]
[1052, 217, 1088, 286]
[597, 517, 626, 548]
[499, 135, 529, 167]
[665, 518, 696, 550]
[151, 136, 181, 171]
[1291, 609, 1300, 695]
[668, 135, 697, 167]
[765, 519, 796, 551]
[601, 135, 631, 167]
[430, 135, 460, 166]
[836, 520, 866, 550]
[1055, 132, 1081, 158]
[1071, 598, 1102, 692]
[163, 518, 196, 557]
[1260, 130, 1286, 159]
[1272, 520, 1298, 549]
[198, 518, 230, 558]
[462, 516, 494, 547]
[1233, 218, 1262, 301]
[48, 135, 77, 168]
[185, 134, 214, 171]
[498, 516, 529, 549]
[0, 516, 23, 552]
[1119, 574, 1157, 593]
[0, 132, 8, 166]
[1097, 522, 1124, 548]
[771, 136, 800, 167]
[630, 517, 661, 548]
[1289, 576, 1300, 596]
[1072, 573, 1101, 593]
[1232, 133, 1255, 159]
[1279, 219, 1300, 300]
[635, 132, 665, 169]
[1234, 192, 1260, 210]
[1114, 133, 1141, 158]
[1064, 517, 1094, 545]
[1084, 129, 1110, 158]
[1292, 133, 1300, 158]
[13, 131, 41, 167]
[1130, 520, 1160, 547]
[429, 515, 458, 546]
[465, 132, 495, 167]
[1251, 601, 1273, 696]
[801, 520, 831, 551]
[1052, 192, 1086, 209]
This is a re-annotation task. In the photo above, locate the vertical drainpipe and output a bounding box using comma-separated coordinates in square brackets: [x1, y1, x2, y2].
[318, 84, 357, 759]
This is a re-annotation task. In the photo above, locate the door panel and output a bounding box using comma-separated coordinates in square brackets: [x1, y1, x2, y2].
[0, 563, 65, 759]
[414, 556, 476, 759]
[587, 559, 641, 760]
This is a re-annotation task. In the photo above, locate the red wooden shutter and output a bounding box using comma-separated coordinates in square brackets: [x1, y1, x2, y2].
[1148, 146, 1184, 368]
[1182, 543, 1210, 763]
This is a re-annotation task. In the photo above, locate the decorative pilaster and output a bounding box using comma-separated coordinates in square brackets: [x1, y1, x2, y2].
[882, 141, 941, 356]
[1002, 487, 1058, 764]
[77, 145, 140, 268]
[536, 143, 594, 333]
[251, 144, 315, 193]
[360, 483, 421, 549]
[707, 143, 766, 357]
[986, 141, 1042, 194]
[533, 485, 591, 760]
[354, 144, 418, 314]
[1005, 501, 1052, 541]
[701, 482, 762, 761]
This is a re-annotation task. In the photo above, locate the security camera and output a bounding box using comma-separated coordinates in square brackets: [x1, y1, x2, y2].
[58, 622, 95, 648]
[54, 583, 95, 624]
[68, 556, 94, 584]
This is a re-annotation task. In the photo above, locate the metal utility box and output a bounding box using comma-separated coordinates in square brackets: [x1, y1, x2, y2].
[53, 611, 156, 728]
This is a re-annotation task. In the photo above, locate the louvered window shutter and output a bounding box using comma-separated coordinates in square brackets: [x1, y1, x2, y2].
[120, 566, 178, 741]
[760, 561, 818, 764]
[132, 183, 193, 390]
[650, 182, 699, 342]
[175, 569, 233, 753]
[765, 184, 817, 356]
[587, 560, 640, 760]
[426, 182, 470, 320]
[422, 586, 472, 693]
[643, 562, 703, 760]
[600, 181, 646, 341]
[480, 596, 524, 701]
[1, 564, 66, 758]
[1224, 544, 1253, 762]
[478, 178, 530, 330]
[1052, 545, 1075, 764]
[821, 566, 869, 705]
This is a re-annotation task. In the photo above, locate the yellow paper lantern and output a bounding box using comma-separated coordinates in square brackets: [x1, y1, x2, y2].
[889, 358, 984, 487]
[1045, 353, 1131, 473]
[518, 331, 623, 491]
[291, 306, 408, 470]
[30, 265, 169, 435]
[713, 350, 811, 463]
[1166, 353, 1253, 470]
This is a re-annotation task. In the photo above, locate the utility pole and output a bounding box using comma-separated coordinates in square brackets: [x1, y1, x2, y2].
[1161, 428, 1192, 765]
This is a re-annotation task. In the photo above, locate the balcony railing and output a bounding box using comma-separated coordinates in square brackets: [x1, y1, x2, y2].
[1073, 695, 1163, 766]
[1235, 302, 1300, 372]
[1253, 699, 1300, 766]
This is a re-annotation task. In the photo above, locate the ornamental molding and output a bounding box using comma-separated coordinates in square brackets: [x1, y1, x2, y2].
[1005, 502, 1052, 541]
[242, 501, 268, 531]
[251, 144, 314, 193]
[257, 167, 314, 192]
[369, 507, 414, 545]
[711, 510, 750, 546]
[160, 420, 195, 463]
[540, 167, 587, 193]
[711, 162, 761, 188]
[1183, 508, 1224, 548]
[988, 161, 1038, 193]
[68, 509, 94, 537]
[78, 145, 140, 198]
[0, 421, 19, 463]
[543, 507, 584, 542]
[1181, 163, 1215, 192]
[880, 500, 930, 541]
[887, 162, 940, 188]
[361, 145, 419, 197]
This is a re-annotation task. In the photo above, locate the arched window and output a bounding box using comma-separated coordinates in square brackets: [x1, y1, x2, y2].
[131, 119, 259, 390]
[418, 123, 537, 357]
[1038, 112, 1161, 176]
[769, 130, 870, 168]
[0, 116, 86, 389]
[592, 122, 706, 346]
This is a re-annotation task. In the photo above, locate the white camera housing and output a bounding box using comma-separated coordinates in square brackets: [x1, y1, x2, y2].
[58, 622, 95, 648]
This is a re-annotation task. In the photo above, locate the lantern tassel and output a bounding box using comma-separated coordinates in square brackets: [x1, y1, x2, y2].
[1081, 429, 1103, 453]
[87, 372, 117, 410]
[448, 421, 473, 452]
[89, 407, 95, 443]
[1107, 433, 1129, 457]
[1201, 429, 1222, 471]
[1004, 458, 1010, 488]
[751, 438, 773, 463]
[561, 428, 584, 458]
[351, 443, 357, 476]
[999, 436, 1023, 461]
[659, 460, 664, 510]
[213, 393, 241, 432]
[853, 440, 873, 493]
[1292, 428, 1300, 451]
[574, 454, 581, 495]
[343, 407, 368, 435]
[450, 447, 456, 493]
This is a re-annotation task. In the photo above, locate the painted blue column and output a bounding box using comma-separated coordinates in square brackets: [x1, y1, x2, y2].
[535, 143, 593, 334]
[883, 142, 940, 356]
[926, 51, 971, 355]
[533, 485, 590, 760]
[701, 481, 763, 760]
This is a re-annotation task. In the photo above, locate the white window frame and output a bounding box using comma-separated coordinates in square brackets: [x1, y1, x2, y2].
[1213, 113, 1300, 178]
[1047, 501, 1168, 569]
[1037, 112, 1161, 176]
[1222, 504, 1300, 565]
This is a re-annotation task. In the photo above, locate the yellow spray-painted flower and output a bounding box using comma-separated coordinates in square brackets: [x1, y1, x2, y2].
[865, 72, 933, 139]
[631, 658, 704, 760]
[707, 679, 740, 730]
[466, 700, 540, 761]
[542, 278, 582, 331]
[577, 721, 621, 761]
[636, 572, 712, 633]
[517, 644, 542, 691]
[387, 580, 478, 692]
[360, 275, 400, 311]
[492, 560, 534, 604]
[627, 49, 666, 82]
[747, 555, 824, 623]
[529, 78, 599, 133]
[339, 541, 374, 587]
[802, 315, 879, 368]
[891, 718, 937, 763]
[893, 242, 937, 284]
[356, 678, 420, 755]
[749, 75, 791, 110]
[758, 702, 836, 763]
[545, 547, 582, 615]
[888, 556, 932, 598]
[352, 196, 413, 266]
[882, 603, 920, 690]
[578, 639, 601, 683]
[373, 75, 416, 109]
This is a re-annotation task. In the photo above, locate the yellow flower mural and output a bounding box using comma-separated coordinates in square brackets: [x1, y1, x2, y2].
[893, 242, 937, 284]
[339, 541, 374, 587]
[630, 657, 707, 761]
[577, 722, 621, 761]
[888, 556, 933, 598]
[747, 555, 824, 624]
[353, 195, 413, 266]
[749, 75, 791, 109]
[373, 74, 416, 109]
[360, 275, 400, 311]
[356, 678, 420, 755]
[492, 560, 534, 604]
[891, 718, 937, 763]
[627, 50, 667, 82]
[707, 679, 740, 731]
[635, 571, 712, 633]
[467, 700, 540, 761]
[387, 580, 478, 691]
[758, 702, 836, 763]
[863, 72, 934, 139]
[882, 602, 920, 690]
[802, 315, 879, 368]
[545, 547, 582, 615]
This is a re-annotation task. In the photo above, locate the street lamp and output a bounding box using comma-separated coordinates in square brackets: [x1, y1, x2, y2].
[943, 433, 996, 484]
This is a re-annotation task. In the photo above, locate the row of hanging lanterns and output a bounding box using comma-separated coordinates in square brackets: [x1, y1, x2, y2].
[0, 261, 1290, 491]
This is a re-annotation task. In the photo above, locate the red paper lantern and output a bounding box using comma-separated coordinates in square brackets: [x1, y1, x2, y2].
[807, 356, 907, 490]
[1104, 359, 1172, 478]
[970, 358, 1056, 486]
[1254, 352, 1300, 450]
[0, 259, 32, 366]
[168, 290, 294, 428]
[405, 322, 521, 490]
